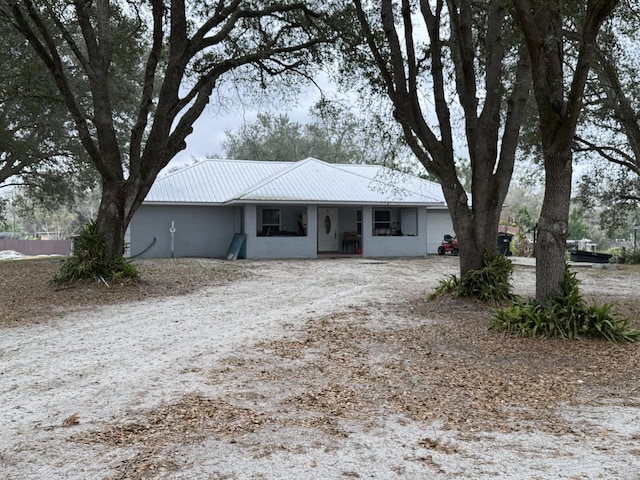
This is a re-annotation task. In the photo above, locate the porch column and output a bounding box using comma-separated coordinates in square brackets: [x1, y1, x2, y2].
[308, 206, 318, 257]
[361, 206, 373, 257]
[243, 204, 257, 258]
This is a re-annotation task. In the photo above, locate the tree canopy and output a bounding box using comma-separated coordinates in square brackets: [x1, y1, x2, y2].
[0, 23, 92, 195]
[1, 0, 332, 265]
[221, 103, 404, 164]
[573, 1, 640, 234]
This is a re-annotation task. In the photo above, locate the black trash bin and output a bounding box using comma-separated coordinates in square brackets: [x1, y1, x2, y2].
[497, 233, 513, 256]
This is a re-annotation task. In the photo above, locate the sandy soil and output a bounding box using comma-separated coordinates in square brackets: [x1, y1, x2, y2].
[1, 256, 640, 480]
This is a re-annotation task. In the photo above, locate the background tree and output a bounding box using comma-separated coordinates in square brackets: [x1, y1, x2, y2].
[497, 171, 543, 256]
[0, 22, 94, 196]
[222, 110, 371, 163]
[334, 0, 532, 279]
[572, 1, 640, 236]
[510, 0, 619, 302]
[577, 166, 640, 236]
[221, 102, 406, 164]
[7, 184, 100, 239]
[567, 207, 590, 240]
[1, 1, 331, 265]
[0, 196, 9, 231]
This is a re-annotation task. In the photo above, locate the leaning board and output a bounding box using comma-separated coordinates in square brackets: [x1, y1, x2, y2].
[226, 233, 246, 261]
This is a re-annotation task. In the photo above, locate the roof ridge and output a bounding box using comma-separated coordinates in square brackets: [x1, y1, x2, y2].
[333, 162, 441, 199]
[234, 157, 315, 199]
[235, 157, 443, 203]
[159, 157, 294, 180]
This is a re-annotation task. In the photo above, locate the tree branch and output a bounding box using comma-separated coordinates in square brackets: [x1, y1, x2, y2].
[574, 135, 640, 175]
[129, 0, 165, 172]
[8, 1, 104, 174]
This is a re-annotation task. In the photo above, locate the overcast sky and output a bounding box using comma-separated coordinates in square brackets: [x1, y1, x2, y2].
[169, 73, 340, 170]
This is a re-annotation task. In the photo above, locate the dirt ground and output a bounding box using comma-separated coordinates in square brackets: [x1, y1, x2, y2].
[1, 256, 640, 479]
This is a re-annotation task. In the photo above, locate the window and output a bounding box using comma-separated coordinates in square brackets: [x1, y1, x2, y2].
[261, 208, 280, 234]
[373, 209, 391, 235]
[258, 207, 307, 236]
[374, 209, 391, 229]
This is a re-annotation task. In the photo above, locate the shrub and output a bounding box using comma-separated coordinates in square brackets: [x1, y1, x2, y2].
[490, 265, 640, 343]
[610, 248, 640, 265]
[429, 252, 514, 305]
[624, 249, 640, 265]
[52, 220, 139, 285]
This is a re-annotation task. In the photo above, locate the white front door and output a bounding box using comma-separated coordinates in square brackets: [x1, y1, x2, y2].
[317, 208, 339, 252]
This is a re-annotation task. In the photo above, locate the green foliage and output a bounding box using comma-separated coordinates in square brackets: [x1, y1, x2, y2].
[626, 250, 640, 264]
[576, 169, 640, 236]
[568, 207, 590, 240]
[573, 3, 640, 236]
[221, 105, 394, 165]
[52, 221, 139, 285]
[516, 207, 538, 234]
[428, 274, 461, 301]
[0, 196, 6, 225]
[491, 265, 640, 343]
[9, 182, 100, 239]
[429, 252, 514, 305]
[610, 248, 640, 265]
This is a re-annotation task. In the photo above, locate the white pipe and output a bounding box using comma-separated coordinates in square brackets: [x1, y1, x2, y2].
[169, 220, 176, 258]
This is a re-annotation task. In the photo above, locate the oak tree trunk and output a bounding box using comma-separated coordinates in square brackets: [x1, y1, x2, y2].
[535, 151, 572, 303]
[511, 0, 619, 303]
[96, 180, 127, 259]
[443, 185, 505, 278]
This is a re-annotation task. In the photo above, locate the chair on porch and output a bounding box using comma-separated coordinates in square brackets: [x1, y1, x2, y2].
[341, 232, 360, 254]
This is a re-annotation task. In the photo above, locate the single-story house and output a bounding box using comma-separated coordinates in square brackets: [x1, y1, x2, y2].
[128, 157, 454, 259]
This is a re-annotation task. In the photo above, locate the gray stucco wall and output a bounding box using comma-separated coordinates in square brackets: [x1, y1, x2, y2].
[131, 203, 453, 259]
[243, 204, 318, 259]
[360, 206, 428, 257]
[130, 204, 237, 258]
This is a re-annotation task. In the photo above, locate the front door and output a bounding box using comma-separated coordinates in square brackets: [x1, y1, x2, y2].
[317, 208, 339, 252]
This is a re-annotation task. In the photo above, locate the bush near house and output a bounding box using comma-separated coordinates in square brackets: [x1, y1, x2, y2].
[51, 221, 139, 284]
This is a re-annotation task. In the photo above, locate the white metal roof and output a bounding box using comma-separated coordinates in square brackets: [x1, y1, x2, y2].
[145, 157, 446, 206]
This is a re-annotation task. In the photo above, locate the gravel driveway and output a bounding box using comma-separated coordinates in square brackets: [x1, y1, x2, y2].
[1, 256, 639, 479]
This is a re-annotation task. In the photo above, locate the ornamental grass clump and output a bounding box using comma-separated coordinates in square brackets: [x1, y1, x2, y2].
[52, 220, 139, 285]
[429, 252, 514, 306]
[490, 265, 640, 343]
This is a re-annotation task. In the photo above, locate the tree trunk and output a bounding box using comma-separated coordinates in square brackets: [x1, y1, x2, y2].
[511, 0, 619, 302]
[96, 180, 127, 259]
[442, 186, 503, 278]
[535, 150, 572, 303]
[456, 222, 495, 276]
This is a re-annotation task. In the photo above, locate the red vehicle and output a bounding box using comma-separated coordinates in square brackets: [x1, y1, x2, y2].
[438, 234, 458, 256]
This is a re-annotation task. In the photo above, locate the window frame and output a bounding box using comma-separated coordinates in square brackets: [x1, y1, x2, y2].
[373, 209, 391, 228]
[261, 208, 280, 233]
[373, 209, 392, 235]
